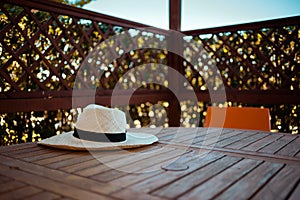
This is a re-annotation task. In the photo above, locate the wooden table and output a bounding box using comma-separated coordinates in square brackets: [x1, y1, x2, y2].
[0, 127, 300, 200]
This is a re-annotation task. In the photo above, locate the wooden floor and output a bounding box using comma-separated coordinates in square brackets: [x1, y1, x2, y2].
[0, 127, 300, 199]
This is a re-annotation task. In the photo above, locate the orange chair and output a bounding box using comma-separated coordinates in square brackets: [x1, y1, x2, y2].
[204, 106, 271, 131]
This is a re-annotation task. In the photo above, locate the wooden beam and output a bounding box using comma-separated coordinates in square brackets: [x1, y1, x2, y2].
[182, 15, 300, 35]
[169, 0, 181, 31]
[0, 90, 174, 113]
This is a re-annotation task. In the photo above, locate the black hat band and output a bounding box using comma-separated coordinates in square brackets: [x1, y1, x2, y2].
[73, 128, 126, 142]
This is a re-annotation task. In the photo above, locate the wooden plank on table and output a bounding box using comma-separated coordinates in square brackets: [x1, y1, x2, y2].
[251, 164, 300, 200]
[190, 129, 232, 145]
[34, 152, 84, 165]
[258, 135, 297, 154]
[276, 136, 300, 157]
[15, 148, 56, 158]
[60, 158, 101, 173]
[94, 145, 162, 163]
[64, 145, 160, 173]
[296, 151, 300, 158]
[160, 140, 300, 166]
[159, 128, 204, 144]
[179, 158, 262, 200]
[0, 185, 41, 200]
[224, 132, 269, 149]
[46, 153, 95, 169]
[0, 155, 120, 195]
[93, 149, 219, 183]
[85, 147, 176, 179]
[2, 145, 47, 156]
[75, 146, 161, 176]
[0, 143, 36, 153]
[289, 180, 300, 200]
[109, 169, 159, 189]
[0, 175, 11, 184]
[129, 128, 174, 144]
[195, 129, 243, 146]
[126, 152, 225, 194]
[146, 128, 233, 146]
[157, 129, 177, 140]
[75, 146, 168, 177]
[92, 169, 126, 183]
[214, 162, 283, 200]
[111, 187, 167, 200]
[0, 164, 113, 200]
[192, 129, 230, 145]
[158, 133, 176, 141]
[170, 130, 207, 145]
[150, 127, 177, 139]
[151, 155, 242, 199]
[158, 128, 229, 146]
[172, 129, 210, 145]
[0, 180, 26, 193]
[23, 150, 72, 162]
[213, 131, 257, 148]
[117, 148, 187, 173]
[23, 191, 61, 200]
[241, 134, 283, 152]
[28, 147, 127, 168]
[54, 198, 74, 200]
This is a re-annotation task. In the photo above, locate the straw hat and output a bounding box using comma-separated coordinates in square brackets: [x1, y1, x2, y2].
[38, 104, 158, 150]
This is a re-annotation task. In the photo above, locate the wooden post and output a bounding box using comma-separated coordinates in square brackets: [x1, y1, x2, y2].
[169, 0, 181, 31]
[167, 0, 182, 126]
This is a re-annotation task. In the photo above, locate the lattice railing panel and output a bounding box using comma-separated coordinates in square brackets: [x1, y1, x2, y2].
[71, 30, 168, 91]
[185, 24, 300, 92]
[0, 1, 169, 100]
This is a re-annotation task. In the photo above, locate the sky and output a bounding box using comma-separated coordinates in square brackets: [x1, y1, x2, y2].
[82, 0, 300, 31]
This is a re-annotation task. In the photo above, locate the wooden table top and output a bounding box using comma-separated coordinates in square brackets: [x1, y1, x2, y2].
[0, 127, 300, 200]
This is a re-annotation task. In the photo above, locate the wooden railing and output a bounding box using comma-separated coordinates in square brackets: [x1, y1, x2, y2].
[183, 16, 300, 104]
[0, 0, 171, 113]
[0, 0, 299, 142]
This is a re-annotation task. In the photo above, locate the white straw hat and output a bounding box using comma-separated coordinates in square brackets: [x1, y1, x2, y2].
[38, 104, 158, 150]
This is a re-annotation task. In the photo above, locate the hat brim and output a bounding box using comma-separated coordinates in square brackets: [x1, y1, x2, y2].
[38, 131, 158, 150]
